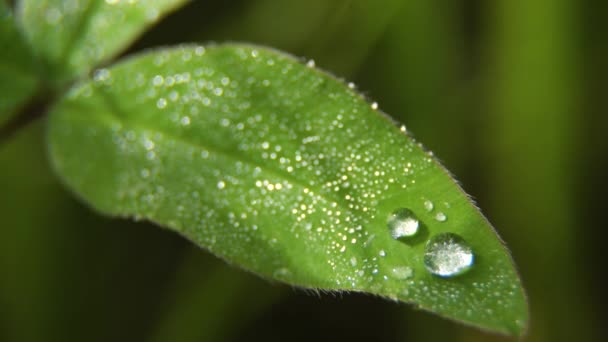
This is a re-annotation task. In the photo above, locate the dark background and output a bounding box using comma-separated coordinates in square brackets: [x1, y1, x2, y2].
[1, 1, 607, 341]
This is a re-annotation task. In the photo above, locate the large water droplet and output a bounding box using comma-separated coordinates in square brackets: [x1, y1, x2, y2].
[424, 233, 474, 277]
[387, 208, 419, 239]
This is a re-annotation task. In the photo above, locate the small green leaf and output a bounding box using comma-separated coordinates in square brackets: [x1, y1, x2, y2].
[17, 0, 189, 84]
[0, 2, 39, 125]
[48, 44, 528, 335]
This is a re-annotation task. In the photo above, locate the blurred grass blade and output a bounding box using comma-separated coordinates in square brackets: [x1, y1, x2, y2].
[16, 0, 190, 84]
[484, 0, 592, 340]
[194, 0, 404, 77]
[150, 249, 283, 342]
[0, 2, 40, 125]
[47, 44, 527, 335]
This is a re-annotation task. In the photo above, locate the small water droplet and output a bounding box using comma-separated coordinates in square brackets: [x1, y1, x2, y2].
[424, 233, 474, 277]
[195, 46, 206, 56]
[435, 212, 447, 222]
[424, 200, 434, 212]
[93, 68, 110, 83]
[371, 102, 379, 110]
[273, 267, 291, 278]
[379, 250, 386, 257]
[217, 181, 226, 189]
[306, 59, 315, 68]
[392, 266, 413, 280]
[387, 208, 419, 239]
[152, 75, 164, 86]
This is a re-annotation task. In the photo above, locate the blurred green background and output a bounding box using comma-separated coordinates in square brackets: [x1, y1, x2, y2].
[1, 0, 606, 341]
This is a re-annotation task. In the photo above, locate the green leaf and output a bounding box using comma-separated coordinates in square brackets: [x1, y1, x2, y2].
[47, 44, 528, 335]
[0, 2, 39, 125]
[16, 0, 189, 84]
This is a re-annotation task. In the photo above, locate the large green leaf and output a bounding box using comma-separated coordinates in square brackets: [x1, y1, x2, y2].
[0, 2, 39, 125]
[47, 44, 528, 335]
[17, 0, 189, 84]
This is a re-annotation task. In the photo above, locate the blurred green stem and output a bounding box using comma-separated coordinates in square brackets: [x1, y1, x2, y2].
[484, 0, 595, 340]
[149, 248, 284, 342]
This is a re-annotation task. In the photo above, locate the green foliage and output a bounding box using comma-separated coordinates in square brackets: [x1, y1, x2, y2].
[47, 44, 526, 335]
[17, 0, 189, 84]
[0, 2, 39, 124]
[16, 0, 607, 340]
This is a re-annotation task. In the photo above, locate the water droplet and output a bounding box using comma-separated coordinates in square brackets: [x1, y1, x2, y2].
[306, 59, 315, 68]
[387, 208, 419, 239]
[424, 200, 434, 212]
[424, 233, 474, 277]
[435, 212, 447, 222]
[152, 75, 164, 86]
[93, 68, 110, 83]
[195, 46, 206, 56]
[273, 267, 291, 279]
[391, 266, 413, 280]
[379, 250, 386, 257]
[371, 102, 379, 110]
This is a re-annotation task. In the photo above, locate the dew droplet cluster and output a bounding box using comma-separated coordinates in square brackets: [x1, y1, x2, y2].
[50, 44, 527, 332]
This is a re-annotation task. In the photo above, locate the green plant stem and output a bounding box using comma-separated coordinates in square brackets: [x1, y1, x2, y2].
[483, 0, 595, 340]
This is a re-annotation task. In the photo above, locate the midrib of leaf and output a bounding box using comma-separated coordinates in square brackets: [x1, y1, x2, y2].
[93, 88, 359, 223]
[62, 100, 382, 287]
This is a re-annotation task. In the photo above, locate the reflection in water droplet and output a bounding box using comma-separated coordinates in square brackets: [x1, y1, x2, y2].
[387, 208, 419, 239]
[392, 266, 413, 280]
[424, 233, 474, 277]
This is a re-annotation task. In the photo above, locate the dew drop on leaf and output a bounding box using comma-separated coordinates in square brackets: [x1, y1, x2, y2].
[392, 266, 414, 280]
[387, 208, 420, 239]
[424, 200, 434, 212]
[435, 212, 447, 222]
[424, 233, 474, 277]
